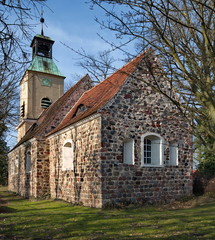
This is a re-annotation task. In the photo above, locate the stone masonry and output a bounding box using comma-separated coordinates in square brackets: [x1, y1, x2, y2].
[49, 115, 102, 208]
[98, 58, 193, 206]
[8, 50, 193, 208]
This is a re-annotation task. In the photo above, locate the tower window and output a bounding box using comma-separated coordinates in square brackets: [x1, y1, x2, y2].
[20, 102, 25, 118]
[41, 97, 52, 109]
[38, 43, 52, 58]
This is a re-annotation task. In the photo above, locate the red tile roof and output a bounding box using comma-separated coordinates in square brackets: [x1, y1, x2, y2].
[13, 74, 93, 149]
[49, 51, 147, 135]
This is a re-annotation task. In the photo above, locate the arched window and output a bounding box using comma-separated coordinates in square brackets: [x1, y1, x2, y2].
[26, 149, 31, 173]
[62, 140, 74, 171]
[142, 133, 164, 167]
[123, 139, 134, 165]
[41, 97, 52, 109]
[169, 142, 178, 166]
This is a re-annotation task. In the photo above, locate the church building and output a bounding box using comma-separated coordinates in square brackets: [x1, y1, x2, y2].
[8, 32, 193, 208]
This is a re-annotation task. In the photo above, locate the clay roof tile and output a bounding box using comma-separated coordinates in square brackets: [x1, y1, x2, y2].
[49, 51, 147, 135]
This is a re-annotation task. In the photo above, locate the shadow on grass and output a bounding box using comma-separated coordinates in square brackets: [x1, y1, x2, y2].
[0, 206, 17, 214]
[0, 187, 215, 240]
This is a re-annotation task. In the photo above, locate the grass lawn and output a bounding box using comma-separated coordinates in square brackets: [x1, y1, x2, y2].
[0, 186, 215, 240]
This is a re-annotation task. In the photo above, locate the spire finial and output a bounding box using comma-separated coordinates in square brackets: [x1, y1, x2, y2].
[40, 8, 45, 36]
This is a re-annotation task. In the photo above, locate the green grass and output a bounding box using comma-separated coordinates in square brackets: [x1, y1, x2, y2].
[0, 186, 215, 240]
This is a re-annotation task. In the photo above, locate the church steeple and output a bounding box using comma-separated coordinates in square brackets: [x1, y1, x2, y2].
[17, 30, 65, 141]
[31, 35, 54, 59]
[30, 15, 55, 59]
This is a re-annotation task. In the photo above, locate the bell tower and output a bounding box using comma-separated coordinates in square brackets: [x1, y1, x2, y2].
[17, 31, 65, 141]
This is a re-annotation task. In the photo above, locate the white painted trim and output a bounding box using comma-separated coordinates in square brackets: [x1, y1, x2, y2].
[169, 142, 179, 166]
[141, 132, 164, 167]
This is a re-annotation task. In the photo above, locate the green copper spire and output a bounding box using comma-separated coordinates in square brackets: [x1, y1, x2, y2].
[28, 55, 64, 77]
[28, 34, 64, 77]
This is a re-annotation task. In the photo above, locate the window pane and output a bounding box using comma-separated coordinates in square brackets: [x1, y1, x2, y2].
[123, 139, 134, 165]
[142, 134, 163, 166]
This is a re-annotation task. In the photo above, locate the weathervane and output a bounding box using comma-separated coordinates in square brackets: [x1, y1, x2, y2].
[40, 8, 45, 36]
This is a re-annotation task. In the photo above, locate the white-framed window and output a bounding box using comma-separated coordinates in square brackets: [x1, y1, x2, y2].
[62, 140, 74, 171]
[123, 139, 134, 165]
[141, 133, 164, 167]
[26, 149, 31, 173]
[169, 142, 178, 166]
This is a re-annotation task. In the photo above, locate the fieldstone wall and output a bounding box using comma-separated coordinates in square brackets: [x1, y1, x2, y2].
[8, 144, 32, 198]
[99, 59, 193, 206]
[8, 74, 93, 199]
[8, 139, 50, 199]
[8, 146, 26, 196]
[34, 140, 50, 198]
[49, 115, 102, 208]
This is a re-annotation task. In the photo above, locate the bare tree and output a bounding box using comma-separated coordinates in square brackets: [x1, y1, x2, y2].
[89, 0, 215, 152]
[77, 50, 117, 83]
[0, 0, 47, 144]
[61, 42, 117, 83]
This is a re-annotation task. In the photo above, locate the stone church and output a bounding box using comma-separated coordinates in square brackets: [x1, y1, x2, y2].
[8, 33, 193, 208]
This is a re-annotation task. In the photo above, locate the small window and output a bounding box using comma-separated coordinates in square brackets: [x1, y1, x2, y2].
[169, 142, 178, 166]
[62, 140, 74, 171]
[37, 42, 52, 58]
[20, 102, 25, 118]
[26, 150, 31, 173]
[73, 104, 88, 117]
[41, 97, 52, 109]
[123, 139, 134, 165]
[142, 133, 164, 167]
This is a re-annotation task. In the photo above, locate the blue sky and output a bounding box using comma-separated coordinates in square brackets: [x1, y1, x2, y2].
[8, 0, 135, 147]
[33, 0, 120, 83]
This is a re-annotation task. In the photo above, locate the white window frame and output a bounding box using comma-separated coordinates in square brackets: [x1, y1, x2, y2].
[141, 132, 164, 167]
[62, 140, 74, 171]
[123, 139, 135, 165]
[169, 142, 179, 166]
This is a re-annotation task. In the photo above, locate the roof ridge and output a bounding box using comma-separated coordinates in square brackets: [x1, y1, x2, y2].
[73, 51, 148, 100]
[48, 50, 148, 135]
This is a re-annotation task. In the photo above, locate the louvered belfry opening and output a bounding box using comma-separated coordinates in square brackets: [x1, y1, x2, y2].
[20, 102, 25, 118]
[41, 97, 52, 109]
